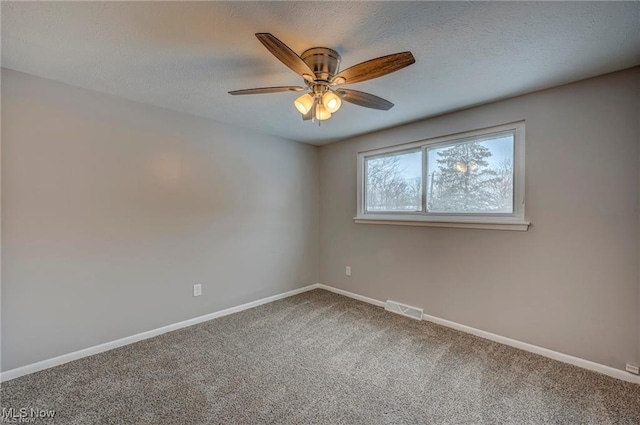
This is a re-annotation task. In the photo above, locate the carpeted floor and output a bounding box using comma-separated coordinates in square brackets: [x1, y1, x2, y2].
[2, 289, 639, 424]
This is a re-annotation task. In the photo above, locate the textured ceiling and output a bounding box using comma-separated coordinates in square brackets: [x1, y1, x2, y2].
[2, 1, 639, 145]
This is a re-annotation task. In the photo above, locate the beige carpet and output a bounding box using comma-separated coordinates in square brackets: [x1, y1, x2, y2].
[2, 289, 639, 424]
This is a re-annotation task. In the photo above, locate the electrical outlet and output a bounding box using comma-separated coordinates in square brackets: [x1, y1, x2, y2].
[193, 284, 202, 297]
[345, 266, 351, 277]
[626, 363, 639, 375]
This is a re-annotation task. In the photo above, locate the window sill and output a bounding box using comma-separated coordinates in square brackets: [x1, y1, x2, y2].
[353, 216, 530, 231]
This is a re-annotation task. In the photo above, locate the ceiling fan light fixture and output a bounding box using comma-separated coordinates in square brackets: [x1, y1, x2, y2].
[322, 91, 342, 113]
[294, 93, 314, 114]
[231, 33, 415, 125]
[315, 104, 332, 121]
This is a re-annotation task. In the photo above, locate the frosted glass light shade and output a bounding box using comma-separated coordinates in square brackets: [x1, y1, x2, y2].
[294, 93, 314, 114]
[315, 104, 332, 121]
[322, 91, 342, 113]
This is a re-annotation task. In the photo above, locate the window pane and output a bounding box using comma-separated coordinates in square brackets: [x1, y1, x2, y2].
[366, 151, 422, 212]
[427, 134, 514, 214]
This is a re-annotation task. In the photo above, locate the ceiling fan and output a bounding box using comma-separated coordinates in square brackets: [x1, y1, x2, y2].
[229, 33, 415, 124]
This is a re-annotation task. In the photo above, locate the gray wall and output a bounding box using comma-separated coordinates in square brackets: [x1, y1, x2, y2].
[1, 69, 319, 372]
[3, 66, 639, 374]
[319, 67, 640, 371]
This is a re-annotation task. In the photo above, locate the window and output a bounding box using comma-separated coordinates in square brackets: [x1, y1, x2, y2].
[356, 122, 528, 230]
[366, 149, 422, 212]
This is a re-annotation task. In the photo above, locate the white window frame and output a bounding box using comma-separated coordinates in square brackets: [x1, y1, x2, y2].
[355, 121, 529, 231]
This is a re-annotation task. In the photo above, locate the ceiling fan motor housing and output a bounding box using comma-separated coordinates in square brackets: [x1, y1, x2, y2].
[301, 47, 341, 82]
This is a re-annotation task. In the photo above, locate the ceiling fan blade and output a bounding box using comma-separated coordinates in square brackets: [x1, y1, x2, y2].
[336, 89, 394, 111]
[255, 33, 315, 79]
[302, 109, 314, 121]
[332, 52, 415, 85]
[302, 98, 317, 120]
[228, 86, 305, 95]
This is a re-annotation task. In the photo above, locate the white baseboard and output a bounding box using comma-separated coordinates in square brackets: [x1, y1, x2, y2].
[0, 284, 320, 382]
[4, 283, 638, 385]
[316, 283, 385, 308]
[317, 284, 640, 385]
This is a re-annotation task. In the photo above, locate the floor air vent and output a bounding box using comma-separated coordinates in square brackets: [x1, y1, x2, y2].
[385, 300, 423, 320]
